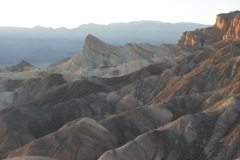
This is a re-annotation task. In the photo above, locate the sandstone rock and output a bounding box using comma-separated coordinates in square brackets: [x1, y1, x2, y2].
[178, 11, 240, 47]
[223, 13, 240, 40]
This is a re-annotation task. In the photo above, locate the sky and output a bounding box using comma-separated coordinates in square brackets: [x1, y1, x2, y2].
[0, 0, 239, 29]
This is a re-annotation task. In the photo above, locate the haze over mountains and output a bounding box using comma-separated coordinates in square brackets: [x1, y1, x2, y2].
[0, 21, 209, 67]
[0, 11, 240, 160]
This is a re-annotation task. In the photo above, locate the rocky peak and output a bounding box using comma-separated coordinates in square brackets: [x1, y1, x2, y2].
[6, 60, 37, 72]
[83, 34, 106, 51]
[17, 60, 33, 67]
[178, 11, 240, 47]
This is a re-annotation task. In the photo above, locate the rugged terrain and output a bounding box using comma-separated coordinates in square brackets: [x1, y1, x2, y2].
[0, 11, 240, 160]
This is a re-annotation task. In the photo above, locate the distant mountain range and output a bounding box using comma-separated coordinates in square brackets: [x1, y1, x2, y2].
[0, 21, 209, 67]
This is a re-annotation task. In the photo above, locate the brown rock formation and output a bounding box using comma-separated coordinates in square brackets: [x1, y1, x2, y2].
[223, 13, 240, 40]
[178, 11, 240, 47]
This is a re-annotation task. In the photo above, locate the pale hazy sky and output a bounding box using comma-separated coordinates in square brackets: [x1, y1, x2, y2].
[0, 0, 239, 28]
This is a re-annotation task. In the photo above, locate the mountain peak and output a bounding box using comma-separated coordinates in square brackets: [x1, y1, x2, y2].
[18, 60, 33, 67]
[84, 34, 105, 47]
[6, 60, 37, 72]
[80, 34, 107, 53]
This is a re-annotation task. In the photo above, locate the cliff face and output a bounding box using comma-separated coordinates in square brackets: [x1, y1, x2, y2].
[178, 27, 223, 47]
[223, 14, 240, 40]
[179, 11, 240, 47]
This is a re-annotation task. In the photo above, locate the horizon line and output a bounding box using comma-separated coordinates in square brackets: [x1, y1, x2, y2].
[0, 20, 212, 30]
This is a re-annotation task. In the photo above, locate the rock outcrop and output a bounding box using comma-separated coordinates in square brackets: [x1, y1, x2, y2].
[178, 10, 240, 47]
[222, 13, 240, 40]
